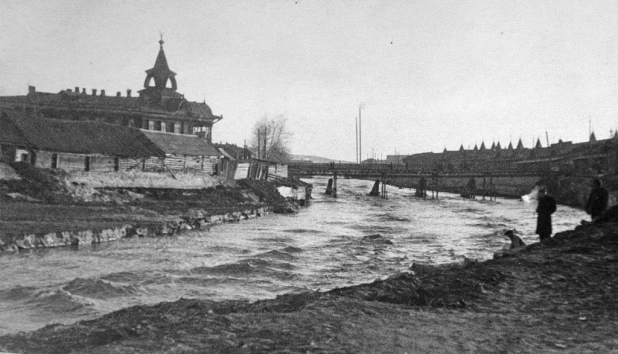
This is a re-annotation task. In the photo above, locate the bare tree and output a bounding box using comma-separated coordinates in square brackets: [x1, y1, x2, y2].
[250, 115, 293, 163]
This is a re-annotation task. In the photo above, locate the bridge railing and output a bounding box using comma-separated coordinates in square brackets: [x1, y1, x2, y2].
[288, 162, 585, 178]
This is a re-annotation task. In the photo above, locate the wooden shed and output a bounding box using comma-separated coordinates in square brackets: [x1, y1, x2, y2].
[141, 130, 222, 174]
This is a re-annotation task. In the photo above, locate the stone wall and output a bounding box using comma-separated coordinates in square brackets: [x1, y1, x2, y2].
[0, 206, 271, 252]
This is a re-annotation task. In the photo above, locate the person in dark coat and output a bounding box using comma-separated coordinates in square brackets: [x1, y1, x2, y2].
[536, 188, 557, 241]
[585, 178, 609, 220]
[581, 204, 618, 226]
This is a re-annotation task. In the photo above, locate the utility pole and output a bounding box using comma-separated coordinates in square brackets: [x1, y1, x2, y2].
[257, 129, 261, 159]
[262, 127, 268, 160]
[355, 116, 359, 164]
[358, 106, 363, 163]
[546, 131, 552, 172]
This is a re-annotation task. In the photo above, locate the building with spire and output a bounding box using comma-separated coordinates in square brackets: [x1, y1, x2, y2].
[0, 38, 221, 143]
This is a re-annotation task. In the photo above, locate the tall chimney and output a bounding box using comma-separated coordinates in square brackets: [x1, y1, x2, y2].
[75, 86, 79, 93]
[127, 89, 132, 97]
[28, 86, 36, 94]
[100, 90, 106, 96]
[82, 88, 86, 94]
[92, 89, 97, 96]
[116, 91, 121, 97]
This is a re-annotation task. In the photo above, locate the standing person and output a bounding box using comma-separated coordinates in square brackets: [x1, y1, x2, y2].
[536, 188, 557, 241]
[585, 178, 609, 220]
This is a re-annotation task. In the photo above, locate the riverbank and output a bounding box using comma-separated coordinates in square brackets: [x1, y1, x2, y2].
[1, 220, 617, 353]
[0, 162, 306, 252]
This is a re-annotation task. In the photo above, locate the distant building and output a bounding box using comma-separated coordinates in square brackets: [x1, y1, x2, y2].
[401, 134, 618, 175]
[385, 155, 407, 164]
[0, 38, 222, 143]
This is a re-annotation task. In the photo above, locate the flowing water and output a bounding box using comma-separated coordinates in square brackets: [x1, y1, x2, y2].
[0, 177, 586, 335]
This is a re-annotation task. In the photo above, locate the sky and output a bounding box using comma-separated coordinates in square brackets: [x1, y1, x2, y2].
[1, 0, 618, 162]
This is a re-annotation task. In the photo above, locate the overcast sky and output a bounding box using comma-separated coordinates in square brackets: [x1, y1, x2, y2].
[1, 0, 617, 161]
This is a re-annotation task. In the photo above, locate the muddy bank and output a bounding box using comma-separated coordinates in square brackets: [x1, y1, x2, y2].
[1, 222, 617, 353]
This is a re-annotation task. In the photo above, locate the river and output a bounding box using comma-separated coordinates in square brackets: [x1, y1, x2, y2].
[0, 177, 586, 335]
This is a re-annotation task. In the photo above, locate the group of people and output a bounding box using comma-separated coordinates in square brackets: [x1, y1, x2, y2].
[505, 178, 610, 249]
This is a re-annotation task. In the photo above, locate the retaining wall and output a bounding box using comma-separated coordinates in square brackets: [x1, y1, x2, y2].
[0, 206, 271, 252]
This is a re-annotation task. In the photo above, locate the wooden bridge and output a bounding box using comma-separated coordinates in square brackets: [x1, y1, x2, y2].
[288, 162, 556, 200]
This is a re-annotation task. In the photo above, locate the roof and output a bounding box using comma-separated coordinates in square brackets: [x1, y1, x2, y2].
[185, 101, 214, 118]
[0, 112, 165, 158]
[141, 130, 220, 156]
[149, 46, 175, 75]
[0, 90, 221, 122]
[213, 143, 252, 159]
[0, 113, 29, 145]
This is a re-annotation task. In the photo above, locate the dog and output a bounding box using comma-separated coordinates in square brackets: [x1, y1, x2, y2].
[504, 230, 526, 249]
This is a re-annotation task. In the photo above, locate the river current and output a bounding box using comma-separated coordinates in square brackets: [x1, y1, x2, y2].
[0, 177, 586, 335]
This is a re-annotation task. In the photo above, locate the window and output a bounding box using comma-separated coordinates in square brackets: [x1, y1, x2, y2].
[166, 122, 174, 133]
[85, 156, 91, 171]
[192, 126, 211, 139]
[154, 121, 162, 131]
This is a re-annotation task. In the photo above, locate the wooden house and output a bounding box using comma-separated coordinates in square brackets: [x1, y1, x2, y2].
[0, 111, 164, 171]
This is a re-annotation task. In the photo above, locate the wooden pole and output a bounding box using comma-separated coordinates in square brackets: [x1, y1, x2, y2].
[257, 129, 261, 160]
[359, 107, 362, 163]
[356, 117, 359, 164]
[333, 172, 338, 198]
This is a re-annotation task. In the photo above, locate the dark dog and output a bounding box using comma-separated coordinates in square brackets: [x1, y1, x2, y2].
[504, 230, 526, 249]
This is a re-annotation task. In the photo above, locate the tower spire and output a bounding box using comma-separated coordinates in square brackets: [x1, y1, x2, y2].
[143, 36, 177, 91]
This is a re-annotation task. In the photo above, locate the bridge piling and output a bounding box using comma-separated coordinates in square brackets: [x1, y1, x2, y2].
[325, 178, 333, 195]
[369, 179, 380, 196]
[381, 173, 388, 199]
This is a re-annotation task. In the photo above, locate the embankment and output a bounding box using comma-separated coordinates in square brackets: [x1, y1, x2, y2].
[0, 162, 307, 252]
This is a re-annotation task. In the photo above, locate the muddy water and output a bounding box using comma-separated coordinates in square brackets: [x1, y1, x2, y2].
[0, 177, 586, 335]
